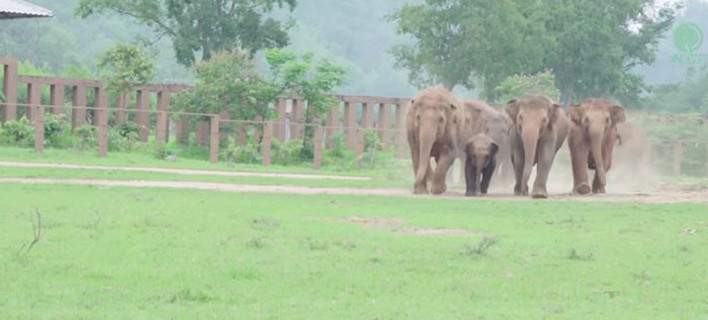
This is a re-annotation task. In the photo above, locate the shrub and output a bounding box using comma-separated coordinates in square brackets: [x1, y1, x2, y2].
[271, 138, 305, 166]
[109, 121, 142, 152]
[153, 143, 177, 160]
[0, 117, 33, 146]
[73, 125, 97, 150]
[43, 113, 72, 147]
[495, 70, 560, 103]
[221, 138, 261, 164]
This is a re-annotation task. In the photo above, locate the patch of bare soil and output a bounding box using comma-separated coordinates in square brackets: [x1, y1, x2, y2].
[1, 177, 706, 204]
[343, 216, 475, 237]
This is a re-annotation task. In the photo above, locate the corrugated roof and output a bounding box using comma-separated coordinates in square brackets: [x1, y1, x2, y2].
[0, 0, 53, 19]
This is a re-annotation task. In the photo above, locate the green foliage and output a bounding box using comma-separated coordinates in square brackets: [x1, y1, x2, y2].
[266, 48, 347, 160]
[495, 71, 561, 103]
[73, 125, 97, 150]
[221, 139, 262, 164]
[153, 143, 177, 160]
[644, 67, 708, 113]
[271, 138, 305, 166]
[43, 114, 72, 148]
[173, 52, 279, 121]
[98, 43, 155, 93]
[0, 117, 33, 146]
[109, 122, 142, 152]
[390, 0, 678, 103]
[76, 0, 297, 66]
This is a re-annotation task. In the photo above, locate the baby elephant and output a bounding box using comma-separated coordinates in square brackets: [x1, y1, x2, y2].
[464, 134, 499, 197]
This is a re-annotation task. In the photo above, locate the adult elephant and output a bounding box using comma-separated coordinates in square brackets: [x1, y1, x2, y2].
[506, 96, 570, 198]
[406, 86, 465, 195]
[567, 99, 626, 195]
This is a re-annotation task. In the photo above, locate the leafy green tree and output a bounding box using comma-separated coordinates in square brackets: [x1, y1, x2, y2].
[173, 51, 279, 121]
[390, 0, 678, 103]
[495, 70, 560, 104]
[97, 43, 156, 93]
[76, 0, 297, 66]
[266, 48, 347, 159]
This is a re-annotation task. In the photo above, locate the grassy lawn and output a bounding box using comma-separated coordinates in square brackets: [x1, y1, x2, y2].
[1, 184, 706, 319]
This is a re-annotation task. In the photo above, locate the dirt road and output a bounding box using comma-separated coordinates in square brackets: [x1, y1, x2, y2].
[2, 177, 706, 204]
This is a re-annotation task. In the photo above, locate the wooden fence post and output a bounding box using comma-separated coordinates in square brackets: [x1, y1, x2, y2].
[115, 92, 128, 124]
[291, 99, 304, 139]
[313, 124, 324, 169]
[72, 85, 87, 128]
[377, 103, 390, 148]
[33, 105, 44, 153]
[673, 142, 683, 176]
[210, 115, 220, 163]
[275, 98, 287, 141]
[156, 91, 170, 144]
[395, 103, 408, 159]
[27, 82, 41, 121]
[50, 84, 64, 115]
[325, 105, 339, 148]
[136, 89, 150, 142]
[176, 115, 189, 145]
[262, 121, 273, 166]
[96, 87, 109, 157]
[344, 102, 356, 150]
[3, 60, 18, 121]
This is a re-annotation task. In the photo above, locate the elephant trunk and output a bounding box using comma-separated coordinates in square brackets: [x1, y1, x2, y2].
[589, 125, 606, 186]
[521, 126, 539, 188]
[415, 122, 437, 187]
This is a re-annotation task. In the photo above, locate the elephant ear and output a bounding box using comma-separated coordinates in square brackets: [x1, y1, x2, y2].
[505, 100, 519, 123]
[611, 105, 626, 125]
[568, 105, 584, 125]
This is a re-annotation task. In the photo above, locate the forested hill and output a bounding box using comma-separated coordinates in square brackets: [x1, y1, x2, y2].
[0, 0, 705, 99]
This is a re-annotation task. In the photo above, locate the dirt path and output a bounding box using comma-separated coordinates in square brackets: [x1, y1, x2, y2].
[0, 161, 370, 181]
[2, 177, 707, 204]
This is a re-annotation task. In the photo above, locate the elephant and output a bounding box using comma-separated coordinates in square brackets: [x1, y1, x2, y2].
[567, 99, 626, 195]
[464, 133, 499, 197]
[463, 101, 513, 185]
[406, 86, 465, 195]
[506, 96, 570, 199]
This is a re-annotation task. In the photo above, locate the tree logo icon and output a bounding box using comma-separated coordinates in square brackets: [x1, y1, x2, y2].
[673, 22, 704, 53]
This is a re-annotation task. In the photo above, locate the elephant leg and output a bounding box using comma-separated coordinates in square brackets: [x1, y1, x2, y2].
[568, 131, 591, 195]
[531, 139, 557, 199]
[431, 151, 455, 195]
[480, 159, 497, 195]
[511, 150, 526, 196]
[465, 157, 477, 197]
[592, 171, 606, 194]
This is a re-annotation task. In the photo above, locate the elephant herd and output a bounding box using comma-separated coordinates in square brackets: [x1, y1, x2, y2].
[406, 86, 626, 199]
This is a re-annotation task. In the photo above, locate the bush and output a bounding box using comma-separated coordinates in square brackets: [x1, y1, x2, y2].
[271, 138, 305, 166]
[495, 70, 561, 103]
[109, 121, 142, 152]
[73, 125, 97, 150]
[43, 113, 72, 147]
[0, 117, 33, 146]
[153, 143, 177, 160]
[221, 138, 261, 164]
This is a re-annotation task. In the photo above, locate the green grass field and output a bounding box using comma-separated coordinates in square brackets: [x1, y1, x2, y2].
[2, 184, 707, 319]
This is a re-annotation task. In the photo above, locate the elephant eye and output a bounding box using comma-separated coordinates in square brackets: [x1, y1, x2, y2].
[439, 117, 444, 123]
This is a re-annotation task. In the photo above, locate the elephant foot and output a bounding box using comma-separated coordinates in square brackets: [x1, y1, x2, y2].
[465, 191, 479, 197]
[431, 183, 447, 195]
[574, 183, 592, 196]
[514, 184, 528, 196]
[593, 186, 606, 194]
[414, 184, 429, 195]
[531, 186, 548, 199]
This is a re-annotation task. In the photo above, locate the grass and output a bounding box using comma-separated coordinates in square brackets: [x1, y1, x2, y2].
[1, 184, 706, 319]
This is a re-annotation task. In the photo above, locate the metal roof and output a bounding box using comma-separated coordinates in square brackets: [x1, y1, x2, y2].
[0, 0, 53, 19]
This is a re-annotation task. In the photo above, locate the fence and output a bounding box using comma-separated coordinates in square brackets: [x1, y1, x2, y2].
[1, 56, 706, 176]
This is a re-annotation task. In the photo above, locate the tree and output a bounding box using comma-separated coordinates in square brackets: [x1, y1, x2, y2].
[390, 0, 678, 103]
[266, 49, 347, 159]
[97, 43, 155, 93]
[495, 70, 560, 104]
[76, 0, 297, 66]
[389, 0, 551, 95]
[172, 51, 279, 121]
